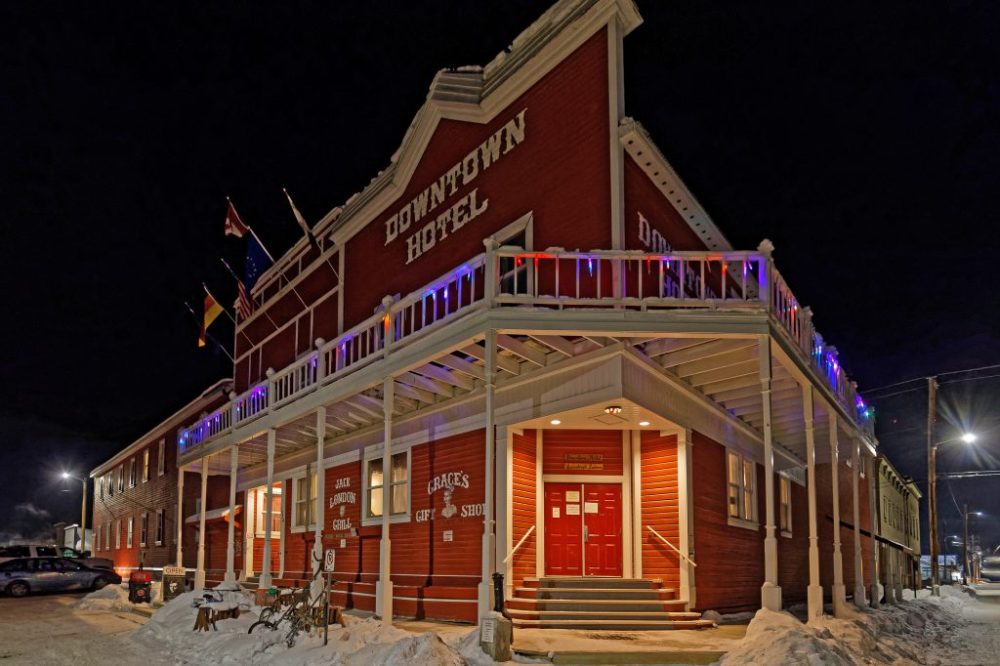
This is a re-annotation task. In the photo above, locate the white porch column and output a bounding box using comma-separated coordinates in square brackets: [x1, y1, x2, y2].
[852, 438, 866, 608]
[260, 429, 276, 589]
[195, 457, 209, 590]
[311, 407, 327, 600]
[803, 385, 822, 620]
[829, 413, 848, 617]
[868, 454, 880, 608]
[894, 547, 904, 602]
[224, 445, 238, 585]
[376, 377, 394, 622]
[479, 328, 497, 617]
[677, 429, 697, 609]
[175, 466, 185, 567]
[759, 336, 781, 611]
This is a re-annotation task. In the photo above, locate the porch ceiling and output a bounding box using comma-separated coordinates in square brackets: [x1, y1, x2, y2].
[190, 329, 858, 474]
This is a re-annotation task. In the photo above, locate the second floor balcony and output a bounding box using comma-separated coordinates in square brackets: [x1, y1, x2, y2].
[179, 239, 875, 463]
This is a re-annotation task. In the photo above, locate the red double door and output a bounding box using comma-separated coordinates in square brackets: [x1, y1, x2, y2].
[544, 482, 622, 577]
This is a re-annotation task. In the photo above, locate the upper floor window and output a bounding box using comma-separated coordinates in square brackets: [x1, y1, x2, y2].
[114, 520, 121, 549]
[364, 451, 409, 523]
[126, 516, 134, 548]
[291, 474, 317, 531]
[727, 450, 756, 526]
[117, 466, 124, 493]
[157, 438, 166, 476]
[99, 477, 104, 499]
[142, 450, 150, 483]
[155, 509, 165, 545]
[128, 458, 136, 488]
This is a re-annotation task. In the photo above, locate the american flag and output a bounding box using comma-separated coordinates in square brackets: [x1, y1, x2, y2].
[236, 280, 253, 320]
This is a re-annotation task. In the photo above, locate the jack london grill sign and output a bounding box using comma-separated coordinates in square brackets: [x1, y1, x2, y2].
[383, 108, 527, 264]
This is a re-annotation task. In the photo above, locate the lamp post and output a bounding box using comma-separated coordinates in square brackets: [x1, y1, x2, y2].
[61, 472, 88, 552]
[928, 432, 976, 596]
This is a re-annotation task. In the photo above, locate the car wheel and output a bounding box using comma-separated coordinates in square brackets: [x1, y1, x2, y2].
[7, 581, 30, 598]
[92, 577, 110, 590]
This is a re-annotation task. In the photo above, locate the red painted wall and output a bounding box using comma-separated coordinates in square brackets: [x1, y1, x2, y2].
[639, 432, 680, 589]
[511, 429, 538, 588]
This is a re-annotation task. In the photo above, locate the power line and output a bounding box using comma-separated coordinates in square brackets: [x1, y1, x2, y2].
[864, 363, 1000, 396]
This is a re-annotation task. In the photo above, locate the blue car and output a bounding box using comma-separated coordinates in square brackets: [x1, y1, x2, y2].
[0, 557, 122, 597]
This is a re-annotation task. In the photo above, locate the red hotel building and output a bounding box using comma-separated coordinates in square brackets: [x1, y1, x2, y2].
[170, 0, 910, 629]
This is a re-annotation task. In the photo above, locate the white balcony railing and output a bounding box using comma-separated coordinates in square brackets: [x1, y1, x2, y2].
[178, 243, 874, 456]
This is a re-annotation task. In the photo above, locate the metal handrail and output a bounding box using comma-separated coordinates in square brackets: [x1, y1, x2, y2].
[503, 525, 535, 565]
[646, 525, 697, 568]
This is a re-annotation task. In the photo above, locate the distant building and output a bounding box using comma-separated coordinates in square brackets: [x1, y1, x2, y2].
[89, 380, 230, 577]
[875, 456, 922, 594]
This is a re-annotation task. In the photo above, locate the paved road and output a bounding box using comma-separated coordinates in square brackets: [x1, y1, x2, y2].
[0, 591, 168, 665]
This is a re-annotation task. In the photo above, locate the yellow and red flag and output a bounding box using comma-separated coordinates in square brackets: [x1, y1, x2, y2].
[199, 288, 224, 347]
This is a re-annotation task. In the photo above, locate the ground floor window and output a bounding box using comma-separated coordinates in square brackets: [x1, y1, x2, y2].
[291, 474, 317, 531]
[139, 513, 148, 547]
[779, 475, 792, 535]
[727, 450, 756, 524]
[364, 451, 409, 522]
[255, 485, 283, 537]
[114, 520, 121, 549]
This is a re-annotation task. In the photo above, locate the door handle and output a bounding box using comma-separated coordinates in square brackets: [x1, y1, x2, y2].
[583, 525, 588, 543]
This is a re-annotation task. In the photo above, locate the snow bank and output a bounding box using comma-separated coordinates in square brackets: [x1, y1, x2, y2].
[721, 586, 1000, 665]
[76, 582, 162, 611]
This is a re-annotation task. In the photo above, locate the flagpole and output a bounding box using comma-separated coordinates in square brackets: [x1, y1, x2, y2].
[219, 258, 280, 331]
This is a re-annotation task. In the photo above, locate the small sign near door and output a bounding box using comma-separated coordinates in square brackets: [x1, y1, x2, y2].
[565, 504, 580, 515]
[565, 490, 580, 502]
[324, 549, 336, 572]
[552, 507, 560, 518]
[584, 502, 599, 514]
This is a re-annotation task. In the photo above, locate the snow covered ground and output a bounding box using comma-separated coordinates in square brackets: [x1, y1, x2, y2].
[55, 583, 999, 664]
[720, 586, 1000, 666]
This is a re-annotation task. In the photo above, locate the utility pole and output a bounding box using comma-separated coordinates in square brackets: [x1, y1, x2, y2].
[927, 376, 939, 595]
[963, 503, 969, 586]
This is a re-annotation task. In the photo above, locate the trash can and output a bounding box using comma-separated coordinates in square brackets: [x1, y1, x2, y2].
[129, 570, 152, 603]
[161, 565, 187, 603]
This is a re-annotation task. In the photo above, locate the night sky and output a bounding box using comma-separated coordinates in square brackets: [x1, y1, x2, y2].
[3, 2, 998, 551]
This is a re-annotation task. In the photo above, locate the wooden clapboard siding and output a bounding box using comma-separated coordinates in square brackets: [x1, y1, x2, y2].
[690, 432, 765, 612]
[511, 429, 538, 587]
[639, 431, 680, 589]
[776, 474, 809, 603]
[542, 429, 623, 476]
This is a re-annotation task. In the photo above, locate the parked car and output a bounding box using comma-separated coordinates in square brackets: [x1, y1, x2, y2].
[981, 556, 1000, 583]
[0, 558, 122, 597]
[0, 545, 114, 571]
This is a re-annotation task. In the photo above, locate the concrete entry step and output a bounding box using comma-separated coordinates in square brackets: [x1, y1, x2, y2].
[512, 618, 716, 631]
[527, 577, 664, 590]
[509, 609, 703, 621]
[519, 587, 675, 601]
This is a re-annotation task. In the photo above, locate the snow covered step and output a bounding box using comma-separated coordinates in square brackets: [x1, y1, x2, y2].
[525, 577, 664, 590]
[511, 618, 716, 631]
[516, 586, 676, 600]
[508, 597, 689, 612]
[508, 608, 703, 621]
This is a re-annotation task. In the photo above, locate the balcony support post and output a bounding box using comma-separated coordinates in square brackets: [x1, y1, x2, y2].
[195, 457, 208, 590]
[483, 239, 498, 309]
[311, 407, 327, 601]
[376, 377, 394, 622]
[829, 413, 848, 617]
[175, 465, 184, 567]
[224, 445, 238, 585]
[260, 429, 276, 588]
[479, 328, 497, 618]
[804, 384, 822, 621]
[852, 437, 866, 608]
[759, 335, 782, 612]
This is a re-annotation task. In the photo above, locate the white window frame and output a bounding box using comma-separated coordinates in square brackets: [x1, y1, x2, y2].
[361, 448, 411, 527]
[128, 458, 136, 488]
[98, 477, 104, 500]
[157, 438, 165, 476]
[126, 516, 134, 548]
[117, 466, 124, 493]
[114, 520, 121, 549]
[726, 449, 759, 530]
[255, 485, 283, 538]
[290, 472, 318, 533]
[142, 449, 150, 483]
[779, 474, 793, 537]
[139, 513, 148, 547]
[155, 509, 164, 546]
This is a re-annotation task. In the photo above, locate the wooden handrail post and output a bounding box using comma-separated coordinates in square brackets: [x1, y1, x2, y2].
[483, 238, 498, 309]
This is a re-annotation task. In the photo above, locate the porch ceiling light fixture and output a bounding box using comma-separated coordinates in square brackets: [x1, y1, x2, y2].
[639, 420, 650, 427]
[550, 419, 561, 425]
[604, 405, 623, 416]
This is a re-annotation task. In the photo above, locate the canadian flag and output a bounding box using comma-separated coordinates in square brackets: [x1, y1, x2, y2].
[223, 199, 249, 238]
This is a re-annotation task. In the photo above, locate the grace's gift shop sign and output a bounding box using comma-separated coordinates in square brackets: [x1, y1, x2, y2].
[384, 109, 527, 264]
[415, 470, 485, 522]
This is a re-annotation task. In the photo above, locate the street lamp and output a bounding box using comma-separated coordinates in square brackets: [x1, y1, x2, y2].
[60, 472, 88, 553]
[928, 432, 976, 595]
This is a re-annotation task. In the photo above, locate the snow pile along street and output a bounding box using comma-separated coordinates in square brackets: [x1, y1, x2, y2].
[720, 586, 1000, 666]
[76, 582, 161, 612]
